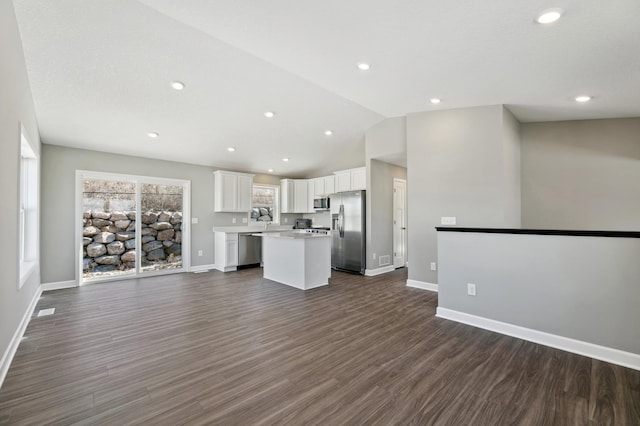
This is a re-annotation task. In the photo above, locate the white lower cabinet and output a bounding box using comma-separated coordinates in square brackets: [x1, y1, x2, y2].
[215, 232, 238, 272]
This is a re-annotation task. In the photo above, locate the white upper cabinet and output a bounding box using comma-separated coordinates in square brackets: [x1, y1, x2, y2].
[335, 171, 351, 193]
[313, 178, 325, 197]
[294, 179, 309, 213]
[323, 175, 335, 195]
[334, 167, 366, 192]
[214, 170, 255, 212]
[351, 167, 366, 190]
[281, 179, 313, 213]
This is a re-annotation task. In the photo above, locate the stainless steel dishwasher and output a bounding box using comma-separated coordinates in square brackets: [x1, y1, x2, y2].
[238, 233, 262, 267]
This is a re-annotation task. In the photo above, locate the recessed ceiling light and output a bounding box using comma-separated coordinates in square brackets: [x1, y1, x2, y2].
[227, 147, 236, 152]
[268, 169, 274, 173]
[575, 95, 592, 103]
[536, 8, 563, 24]
[282, 158, 289, 162]
[264, 111, 275, 118]
[325, 130, 333, 136]
[170, 81, 185, 90]
[357, 63, 371, 71]
[430, 98, 441, 104]
[147, 132, 159, 138]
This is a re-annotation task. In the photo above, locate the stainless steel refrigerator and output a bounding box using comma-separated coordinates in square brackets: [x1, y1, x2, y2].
[330, 190, 366, 274]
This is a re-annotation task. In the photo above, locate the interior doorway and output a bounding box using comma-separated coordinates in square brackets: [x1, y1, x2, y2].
[393, 178, 407, 268]
[77, 171, 191, 285]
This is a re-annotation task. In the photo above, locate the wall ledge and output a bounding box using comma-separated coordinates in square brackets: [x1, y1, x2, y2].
[407, 279, 438, 292]
[0, 286, 42, 389]
[436, 307, 640, 371]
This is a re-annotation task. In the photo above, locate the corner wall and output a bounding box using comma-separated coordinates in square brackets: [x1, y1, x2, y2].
[0, 0, 42, 386]
[406, 105, 521, 285]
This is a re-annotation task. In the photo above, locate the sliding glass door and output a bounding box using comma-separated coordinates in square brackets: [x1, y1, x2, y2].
[78, 171, 190, 284]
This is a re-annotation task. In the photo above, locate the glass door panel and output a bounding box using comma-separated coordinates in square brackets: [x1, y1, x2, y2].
[82, 179, 136, 280]
[140, 183, 184, 273]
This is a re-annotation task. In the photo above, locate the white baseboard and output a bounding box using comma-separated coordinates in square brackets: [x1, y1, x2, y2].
[191, 264, 216, 273]
[406, 279, 438, 292]
[41, 280, 76, 291]
[365, 265, 395, 276]
[0, 286, 42, 389]
[436, 307, 640, 372]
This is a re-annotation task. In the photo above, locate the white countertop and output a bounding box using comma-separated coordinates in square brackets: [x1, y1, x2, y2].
[213, 225, 294, 233]
[254, 232, 330, 239]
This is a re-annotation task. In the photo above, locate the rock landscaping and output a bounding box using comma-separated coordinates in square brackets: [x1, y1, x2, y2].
[83, 210, 182, 277]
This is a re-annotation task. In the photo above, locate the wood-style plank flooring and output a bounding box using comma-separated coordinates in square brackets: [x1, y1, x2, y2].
[1, 268, 639, 425]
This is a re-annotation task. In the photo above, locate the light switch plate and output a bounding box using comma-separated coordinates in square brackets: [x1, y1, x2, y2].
[441, 216, 457, 225]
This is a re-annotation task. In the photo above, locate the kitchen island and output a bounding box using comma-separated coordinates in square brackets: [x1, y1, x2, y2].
[258, 232, 331, 290]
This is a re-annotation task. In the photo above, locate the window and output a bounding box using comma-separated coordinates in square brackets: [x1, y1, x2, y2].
[250, 184, 279, 224]
[19, 126, 38, 288]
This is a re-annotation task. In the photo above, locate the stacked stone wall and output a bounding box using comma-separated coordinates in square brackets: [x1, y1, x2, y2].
[83, 210, 182, 273]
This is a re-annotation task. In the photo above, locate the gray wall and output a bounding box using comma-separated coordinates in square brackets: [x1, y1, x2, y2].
[406, 105, 521, 284]
[40, 144, 299, 284]
[521, 118, 640, 231]
[0, 0, 42, 380]
[438, 231, 640, 355]
[367, 160, 407, 270]
[365, 117, 407, 273]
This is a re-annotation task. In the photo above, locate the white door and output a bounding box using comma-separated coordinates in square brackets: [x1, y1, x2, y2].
[393, 178, 407, 268]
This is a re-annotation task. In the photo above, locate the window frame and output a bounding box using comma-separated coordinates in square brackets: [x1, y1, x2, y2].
[250, 184, 280, 225]
[19, 125, 39, 289]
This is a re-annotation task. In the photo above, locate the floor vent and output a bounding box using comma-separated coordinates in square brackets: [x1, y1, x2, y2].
[37, 308, 55, 317]
[193, 270, 209, 274]
[379, 255, 391, 266]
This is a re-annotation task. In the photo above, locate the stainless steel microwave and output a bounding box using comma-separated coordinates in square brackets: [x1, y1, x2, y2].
[313, 197, 329, 210]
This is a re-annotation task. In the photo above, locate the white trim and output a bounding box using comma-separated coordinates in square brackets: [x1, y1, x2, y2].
[365, 265, 395, 276]
[436, 307, 640, 372]
[406, 279, 438, 292]
[215, 265, 238, 272]
[0, 286, 42, 388]
[191, 264, 216, 273]
[41, 280, 77, 291]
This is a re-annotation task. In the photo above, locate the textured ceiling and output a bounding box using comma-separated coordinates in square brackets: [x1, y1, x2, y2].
[13, 0, 640, 177]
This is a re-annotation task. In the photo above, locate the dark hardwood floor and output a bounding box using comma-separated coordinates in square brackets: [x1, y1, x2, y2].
[1, 268, 639, 425]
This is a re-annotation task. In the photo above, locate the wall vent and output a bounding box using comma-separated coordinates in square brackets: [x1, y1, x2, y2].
[379, 255, 391, 266]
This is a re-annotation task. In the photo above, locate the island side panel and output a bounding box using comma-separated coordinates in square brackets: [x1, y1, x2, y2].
[304, 236, 331, 289]
[263, 237, 306, 289]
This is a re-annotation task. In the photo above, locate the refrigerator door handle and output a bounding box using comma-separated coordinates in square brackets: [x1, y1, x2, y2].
[338, 204, 345, 238]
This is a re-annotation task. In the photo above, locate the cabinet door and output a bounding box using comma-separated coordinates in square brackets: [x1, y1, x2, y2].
[335, 172, 351, 192]
[220, 173, 238, 211]
[307, 180, 315, 213]
[313, 178, 325, 197]
[281, 179, 294, 213]
[294, 180, 308, 213]
[351, 168, 366, 190]
[323, 175, 335, 195]
[226, 240, 238, 266]
[237, 174, 253, 212]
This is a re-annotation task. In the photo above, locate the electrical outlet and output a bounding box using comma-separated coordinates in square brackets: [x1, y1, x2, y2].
[198, 250, 203, 257]
[242, 217, 248, 223]
[441, 216, 457, 225]
[430, 262, 437, 271]
[284, 217, 288, 223]
[467, 283, 476, 296]
[232, 217, 236, 224]
[373, 253, 377, 260]
[192, 217, 198, 224]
